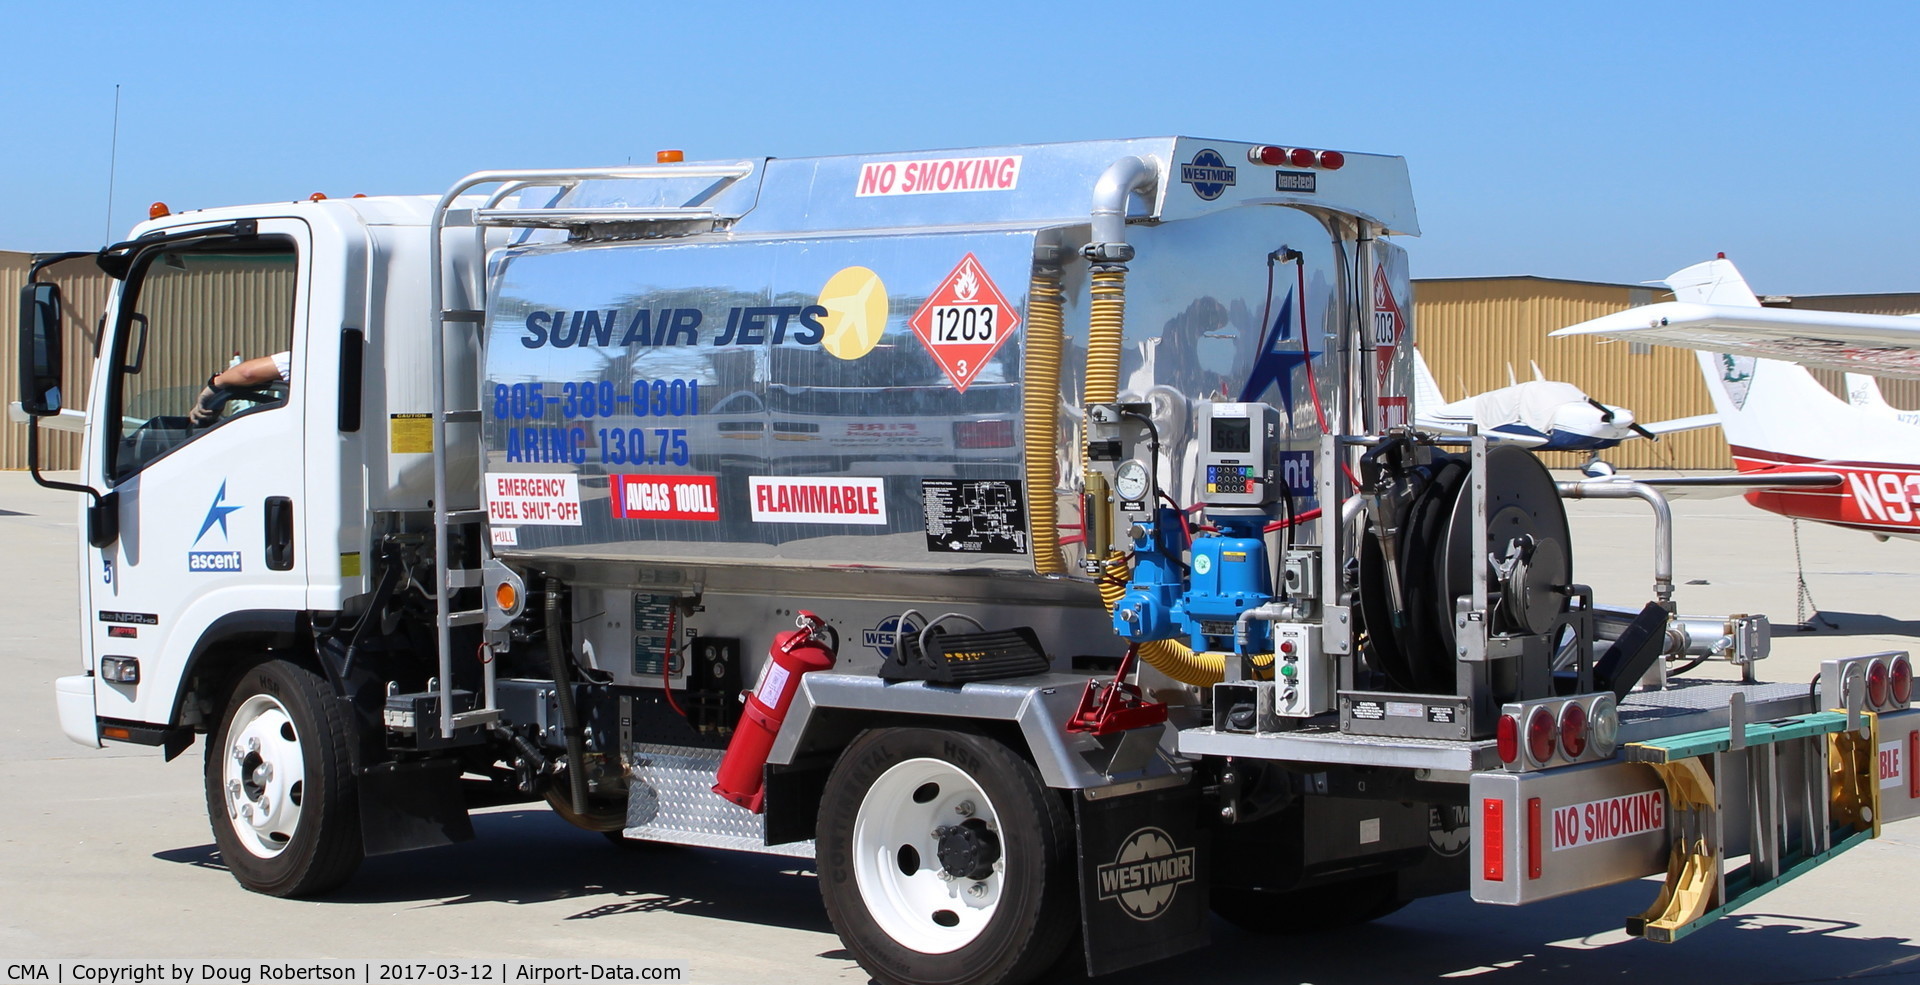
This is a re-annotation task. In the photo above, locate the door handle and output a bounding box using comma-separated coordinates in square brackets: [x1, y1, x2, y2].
[264, 496, 294, 571]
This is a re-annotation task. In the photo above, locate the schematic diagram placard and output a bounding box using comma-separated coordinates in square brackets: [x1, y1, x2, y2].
[922, 479, 1028, 555]
[633, 593, 683, 676]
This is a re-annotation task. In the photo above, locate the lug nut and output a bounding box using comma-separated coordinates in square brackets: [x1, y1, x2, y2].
[954, 801, 976, 817]
[967, 882, 988, 899]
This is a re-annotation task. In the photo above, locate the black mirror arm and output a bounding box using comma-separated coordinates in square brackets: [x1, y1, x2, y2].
[25, 418, 104, 506]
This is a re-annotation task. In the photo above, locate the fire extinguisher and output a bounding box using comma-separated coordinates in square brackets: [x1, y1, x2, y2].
[713, 610, 838, 813]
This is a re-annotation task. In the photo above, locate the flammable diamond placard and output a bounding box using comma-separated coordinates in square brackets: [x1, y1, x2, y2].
[909, 253, 1021, 392]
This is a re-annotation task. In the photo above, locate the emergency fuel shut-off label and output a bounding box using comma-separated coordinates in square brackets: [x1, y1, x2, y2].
[922, 479, 1027, 554]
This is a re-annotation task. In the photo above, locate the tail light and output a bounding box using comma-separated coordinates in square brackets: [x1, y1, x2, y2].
[1868, 659, 1891, 708]
[1588, 693, 1620, 758]
[1526, 706, 1557, 765]
[1250, 145, 1287, 166]
[954, 419, 1015, 449]
[1892, 656, 1913, 705]
[1496, 713, 1520, 765]
[1317, 150, 1345, 170]
[1287, 147, 1316, 168]
[1559, 701, 1589, 759]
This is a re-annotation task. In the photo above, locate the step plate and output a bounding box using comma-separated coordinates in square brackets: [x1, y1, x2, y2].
[621, 743, 814, 859]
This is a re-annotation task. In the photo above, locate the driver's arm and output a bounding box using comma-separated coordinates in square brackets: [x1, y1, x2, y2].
[190, 351, 289, 427]
[211, 354, 286, 389]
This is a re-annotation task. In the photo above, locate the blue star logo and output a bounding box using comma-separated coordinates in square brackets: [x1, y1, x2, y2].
[1237, 289, 1315, 413]
[194, 481, 241, 546]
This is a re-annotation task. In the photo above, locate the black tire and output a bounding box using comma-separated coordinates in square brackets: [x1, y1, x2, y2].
[203, 658, 362, 897]
[818, 727, 1078, 985]
[1209, 873, 1408, 935]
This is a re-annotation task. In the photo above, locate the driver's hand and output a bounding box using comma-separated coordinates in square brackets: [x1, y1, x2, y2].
[188, 385, 223, 427]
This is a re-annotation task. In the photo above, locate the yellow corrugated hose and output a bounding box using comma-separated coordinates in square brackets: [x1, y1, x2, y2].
[1024, 268, 1067, 575]
[1080, 267, 1272, 686]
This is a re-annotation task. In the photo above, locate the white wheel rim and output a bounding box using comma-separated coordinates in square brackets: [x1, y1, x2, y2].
[221, 693, 307, 859]
[851, 757, 1006, 954]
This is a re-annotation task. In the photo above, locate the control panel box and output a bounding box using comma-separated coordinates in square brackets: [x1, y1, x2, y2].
[1201, 403, 1279, 507]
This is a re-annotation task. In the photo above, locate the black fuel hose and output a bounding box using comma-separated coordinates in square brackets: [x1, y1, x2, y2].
[544, 585, 590, 817]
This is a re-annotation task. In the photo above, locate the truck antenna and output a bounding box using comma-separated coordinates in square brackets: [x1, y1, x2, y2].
[104, 84, 121, 244]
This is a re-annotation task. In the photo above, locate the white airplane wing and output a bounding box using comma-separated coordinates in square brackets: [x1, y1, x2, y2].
[1640, 413, 1718, 436]
[1552, 303, 1920, 380]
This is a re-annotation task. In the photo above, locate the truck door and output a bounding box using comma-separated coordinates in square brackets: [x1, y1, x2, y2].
[86, 220, 311, 728]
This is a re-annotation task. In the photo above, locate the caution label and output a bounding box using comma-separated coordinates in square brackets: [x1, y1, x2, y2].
[909, 253, 1022, 392]
[485, 473, 582, 525]
[1551, 790, 1664, 851]
[749, 476, 887, 525]
[390, 413, 433, 454]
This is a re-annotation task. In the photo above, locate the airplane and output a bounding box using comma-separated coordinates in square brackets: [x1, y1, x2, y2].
[1554, 257, 1920, 541]
[1411, 346, 1712, 468]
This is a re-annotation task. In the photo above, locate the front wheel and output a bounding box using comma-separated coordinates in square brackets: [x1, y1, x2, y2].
[817, 727, 1078, 985]
[204, 658, 362, 897]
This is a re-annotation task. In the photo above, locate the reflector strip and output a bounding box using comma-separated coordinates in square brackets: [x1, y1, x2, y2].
[1482, 798, 1505, 881]
[1527, 797, 1543, 879]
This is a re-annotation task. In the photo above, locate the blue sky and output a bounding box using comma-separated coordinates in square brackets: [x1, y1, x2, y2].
[5, 1, 1914, 295]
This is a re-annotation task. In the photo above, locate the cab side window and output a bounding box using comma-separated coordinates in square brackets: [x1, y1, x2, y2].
[108, 243, 297, 481]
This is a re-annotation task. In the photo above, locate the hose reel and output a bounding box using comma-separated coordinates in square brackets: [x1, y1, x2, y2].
[1358, 444, 1573, 694]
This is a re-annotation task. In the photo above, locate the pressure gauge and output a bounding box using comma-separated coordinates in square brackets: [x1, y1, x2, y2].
[1114, 459, 1152, 503]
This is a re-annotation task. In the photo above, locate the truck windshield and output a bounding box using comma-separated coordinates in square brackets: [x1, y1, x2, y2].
[108, 243, 297, 480]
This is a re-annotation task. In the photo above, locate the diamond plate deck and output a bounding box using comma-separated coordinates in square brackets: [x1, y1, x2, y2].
[621, 743, 815, 859]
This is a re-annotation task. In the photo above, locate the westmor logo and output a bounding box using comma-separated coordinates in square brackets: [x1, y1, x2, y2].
[1179, 148, 1236, 201]
[188, 480, 243, 573]
[1096, 826, 1196, 920]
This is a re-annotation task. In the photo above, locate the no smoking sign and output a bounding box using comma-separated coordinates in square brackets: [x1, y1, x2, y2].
[909, 253, 1021, 392]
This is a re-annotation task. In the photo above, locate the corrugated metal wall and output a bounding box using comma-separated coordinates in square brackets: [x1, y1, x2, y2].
[2, 249, 292, 471]
[1413, 277, 1727, 470]
[1, 251, 113, 471]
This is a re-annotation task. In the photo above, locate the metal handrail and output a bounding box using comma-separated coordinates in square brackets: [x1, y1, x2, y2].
[423, 162, 757, 736]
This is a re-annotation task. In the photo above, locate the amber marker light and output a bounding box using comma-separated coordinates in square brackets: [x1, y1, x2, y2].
[309, 192, 328, 201]
[149, 202, 170, 219]
[495, 581, 518, 612]
[656, 149, 685, 163]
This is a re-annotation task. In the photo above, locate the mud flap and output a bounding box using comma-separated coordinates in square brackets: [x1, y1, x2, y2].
[358, 759, 475, 856]
[1075, 781, 1209, 977]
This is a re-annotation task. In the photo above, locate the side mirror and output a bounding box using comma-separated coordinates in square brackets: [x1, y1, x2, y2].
[17, 283, 64, 416]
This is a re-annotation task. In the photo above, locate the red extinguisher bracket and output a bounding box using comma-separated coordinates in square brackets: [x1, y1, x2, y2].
[714, 612, 840, 813]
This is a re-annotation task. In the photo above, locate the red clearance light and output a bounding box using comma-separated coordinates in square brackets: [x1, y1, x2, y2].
[1868, 658, 1891, 708]
[1526, 797, 1543, 880]
[1560, 701, 1589, 759]
[1892, 655, 1913, 705]
[148, 202, 170, 219]
[1911, 730, 1919, 800]
[1526, 706, 1557, 765]
[1482, 798, 1505, 881]
[1317, 150, 1345, 170]
[1287, 147, 1316, 168]
[954, 419, 1015, 449]
[1250, 145, 1287, 166]
[1496, 713, 1519, 765]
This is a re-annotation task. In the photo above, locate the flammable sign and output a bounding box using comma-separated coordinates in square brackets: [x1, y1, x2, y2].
[909, 253, 1022, 392]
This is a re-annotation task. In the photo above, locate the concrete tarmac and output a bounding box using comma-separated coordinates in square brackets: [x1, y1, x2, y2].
[3, 470, 1918, 984]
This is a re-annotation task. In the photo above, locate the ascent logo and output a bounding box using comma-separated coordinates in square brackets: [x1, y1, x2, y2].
[1179, 148, 1236, 201]
[188, 480, 243, 573]
[1096, 826, 1196, 920]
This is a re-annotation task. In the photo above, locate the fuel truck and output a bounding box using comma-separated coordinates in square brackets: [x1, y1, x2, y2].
[16, 137, 1918, 985]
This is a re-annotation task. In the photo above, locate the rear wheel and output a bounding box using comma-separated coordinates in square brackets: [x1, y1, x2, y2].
[818, 727, 1078, 985]
[204, 658, 362, 897]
